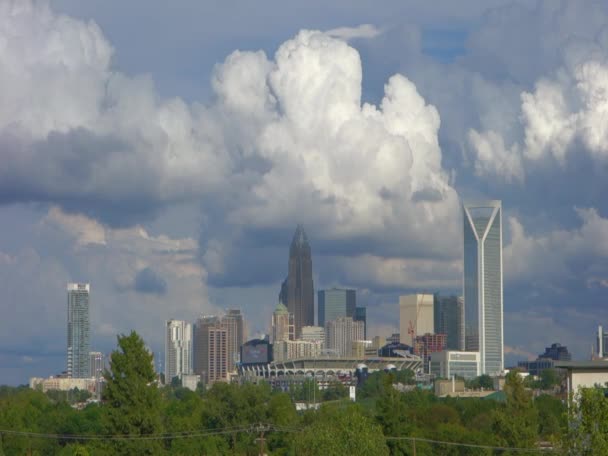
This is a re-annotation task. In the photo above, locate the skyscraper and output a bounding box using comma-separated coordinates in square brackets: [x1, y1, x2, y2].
[463, 200, 504, 375]
[164, 320, 193, 382]
[434, 295, 465, 351]
[325, 317, 364, 357]
[193, 316, 228, 385]
[271, 302, 294, 343]
[67, 283, 90, 378]
[286, 225, 314, 337]
[355, 306, 367, 339]
[221, 309, 245, 372]
[318, 288, 356, 327]
[399, 294, 434, 346]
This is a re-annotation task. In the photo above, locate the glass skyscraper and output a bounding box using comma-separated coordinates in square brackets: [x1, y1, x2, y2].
[286, 225, 314, 338]
[67, 283, 90, 378]
[433, 294, 464, 351]
[318, 288, 356, 327]
[463, 201, 503, 375]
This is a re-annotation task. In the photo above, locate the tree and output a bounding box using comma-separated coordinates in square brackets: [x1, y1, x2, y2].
[102, 331, 163, 455]
[491, 370, 538, 449]
[539, 368, 561, 390]
[564, 386, 608, 455]
[297, 404, 389, 455]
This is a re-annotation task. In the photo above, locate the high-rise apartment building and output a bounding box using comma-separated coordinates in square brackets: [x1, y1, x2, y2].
[463, 200, 504, 375]
[193, 316, 228, 385]
[67, 283, 90, 378]
[318, 288, 356, 327]
[434, 295, 465, 351]
[271, 302, 294, 343]
[399, 294, 434, 346]
[221, 309, 245, 372]
[286, 225, 314, 338]
[325, 317, 364, 357]
[164, 320, 193, 382]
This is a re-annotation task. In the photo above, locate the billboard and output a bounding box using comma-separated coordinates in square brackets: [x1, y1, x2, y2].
[241, 342, 270, 364]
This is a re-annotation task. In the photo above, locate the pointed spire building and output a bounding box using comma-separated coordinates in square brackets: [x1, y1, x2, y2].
[286, 225, 314, 338]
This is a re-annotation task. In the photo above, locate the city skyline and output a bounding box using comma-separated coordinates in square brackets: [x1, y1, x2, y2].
[2, 0, 608, 385]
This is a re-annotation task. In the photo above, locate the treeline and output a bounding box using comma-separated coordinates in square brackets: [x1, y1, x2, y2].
[0, 331, 592, 455]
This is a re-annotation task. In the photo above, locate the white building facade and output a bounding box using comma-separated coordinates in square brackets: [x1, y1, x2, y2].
[165, 319, 193, 382]
[399, 294, 434, 346]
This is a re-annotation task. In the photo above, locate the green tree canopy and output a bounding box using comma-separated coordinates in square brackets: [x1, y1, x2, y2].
[297, 404, 389, 455]
[103, 331, 163, 455]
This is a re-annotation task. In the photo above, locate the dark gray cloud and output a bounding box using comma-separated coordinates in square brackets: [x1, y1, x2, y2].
[134, 267, 168, 295]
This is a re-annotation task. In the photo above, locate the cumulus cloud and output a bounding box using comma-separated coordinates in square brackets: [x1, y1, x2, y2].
[1, 2, 459, 263]
[461, 2, 608, 181]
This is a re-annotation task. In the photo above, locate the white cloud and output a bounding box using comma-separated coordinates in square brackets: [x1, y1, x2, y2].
[325, 24, 382, 41]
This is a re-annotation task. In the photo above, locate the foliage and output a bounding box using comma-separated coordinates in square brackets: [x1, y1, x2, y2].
[564, 386, 608, 455]
[491, 370, 539, 449]
[466, 374, 494, 390]
[102, 331, 163, 455]
[297, 403, 389, 455]
[0, 339, 587, 455]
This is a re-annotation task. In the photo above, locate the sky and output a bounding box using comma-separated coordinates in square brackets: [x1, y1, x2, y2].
[2, 0, 608, 384]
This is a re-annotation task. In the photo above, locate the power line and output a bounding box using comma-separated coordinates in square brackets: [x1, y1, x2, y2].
[385, 436, 557, 453]
[0, 425, 560, 452]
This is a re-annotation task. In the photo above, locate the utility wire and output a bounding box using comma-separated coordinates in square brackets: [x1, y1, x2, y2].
[385, 436, 557, 453]
[0, 425, 560, 452]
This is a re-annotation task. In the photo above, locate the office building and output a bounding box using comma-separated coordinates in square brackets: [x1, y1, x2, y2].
[463, 200, 504, 375]
[517, 343, 572, 376]
[193, 316, 228, 385]
[413, 333, 447, 361]
[598, 326, 608, 358]
[325, 317, 364, 357]
[540, 343, 571, 361]
[355, 306, 367, 339]
[399, 294, 434, 346]
[165, 320, 193, 382]
[67, 283, 91, 378]
[222, 309, 245, 372]
[318, 288, 356, 327]
[273, 339, 323, 362]
[430, 351, 480, 380]
[89, 352, 104, 380]
[271, 302, 294, 343]
[371, 336, 385, 351]
[352, 340, 375, 358]
[181, 374, 200, 392]
[285, 225, 314, 337]
[434, 295, 465, 351]
[300, 326, 325, 346]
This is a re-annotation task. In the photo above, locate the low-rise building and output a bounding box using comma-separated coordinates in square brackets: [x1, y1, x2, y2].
[430, 351, 480, 380]
[30, 376, 97, 393]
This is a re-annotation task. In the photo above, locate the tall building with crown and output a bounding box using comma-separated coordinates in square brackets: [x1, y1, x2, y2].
[285, 225, 314, 338]
[463, 200, 503, 375]
[271, 302, 294, 343]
